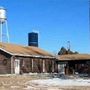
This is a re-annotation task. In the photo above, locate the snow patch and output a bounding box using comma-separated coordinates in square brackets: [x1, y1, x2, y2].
[28, 78, 90, 86]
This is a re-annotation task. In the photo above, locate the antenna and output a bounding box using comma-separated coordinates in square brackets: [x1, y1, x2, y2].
[67, 41, 71, 50]
[0, 7, 10, 43]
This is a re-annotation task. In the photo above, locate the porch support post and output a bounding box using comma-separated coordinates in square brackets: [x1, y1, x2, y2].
[52, 60, 54, 73]
[43, 60, 45, 73]
[11, 56, 14, 74]
[58, 64, 60, 73]
[32, 59, 34, 72]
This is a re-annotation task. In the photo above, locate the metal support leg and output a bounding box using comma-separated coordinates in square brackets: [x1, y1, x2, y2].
[0, 23, 2, 42]
[6, 20, 10, 43]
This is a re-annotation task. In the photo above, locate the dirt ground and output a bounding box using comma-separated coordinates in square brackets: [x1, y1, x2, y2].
[0, 75, 90, 90]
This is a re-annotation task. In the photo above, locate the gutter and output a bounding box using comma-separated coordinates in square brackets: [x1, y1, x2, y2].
[13, 53, 55, 59]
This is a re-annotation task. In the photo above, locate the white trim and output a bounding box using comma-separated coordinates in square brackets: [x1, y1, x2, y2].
[0, 48, 13, 55]
[13, 53, 54, 59]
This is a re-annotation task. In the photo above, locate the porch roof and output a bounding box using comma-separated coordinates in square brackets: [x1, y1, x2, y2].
[0, 42, 54, 58]
[57, 54, 90, 61]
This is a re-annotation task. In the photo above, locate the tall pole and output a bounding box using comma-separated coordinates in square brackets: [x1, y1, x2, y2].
[88, 0, 90, 50]
[0, 22, 3, 42]
[67, 41, 70, 50]
[89, 0, 90, 33]
[6, 20, 10, 43]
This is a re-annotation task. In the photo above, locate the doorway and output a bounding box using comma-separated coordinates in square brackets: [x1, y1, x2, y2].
[14, 59, 20, 74]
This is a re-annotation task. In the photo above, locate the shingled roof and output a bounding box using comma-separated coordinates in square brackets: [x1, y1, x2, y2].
[0, 42, 53, 58]
[57, 54, 90, 61]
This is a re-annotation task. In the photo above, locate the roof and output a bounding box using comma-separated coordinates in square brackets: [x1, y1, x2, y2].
[0, 42, 53, 58]
[57, 54, 90, 61]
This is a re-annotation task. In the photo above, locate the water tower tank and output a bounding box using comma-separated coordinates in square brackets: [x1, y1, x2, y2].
[28, 32, 38, 47]
[0, 7, 6, 23]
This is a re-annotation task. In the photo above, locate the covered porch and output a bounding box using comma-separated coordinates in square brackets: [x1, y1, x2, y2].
[57, 54, 90, 76]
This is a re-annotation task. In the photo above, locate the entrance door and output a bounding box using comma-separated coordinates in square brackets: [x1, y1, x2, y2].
[58, 64, 65, 74]
[14, 59, 20, 74]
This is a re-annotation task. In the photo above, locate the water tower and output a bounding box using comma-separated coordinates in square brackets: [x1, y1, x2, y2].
[28, 32, 38, 47]
[0, 7, 9, 43]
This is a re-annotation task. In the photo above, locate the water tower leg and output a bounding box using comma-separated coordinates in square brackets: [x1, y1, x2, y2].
[0, 23, 3, 42]
[6, 20, 10, 43]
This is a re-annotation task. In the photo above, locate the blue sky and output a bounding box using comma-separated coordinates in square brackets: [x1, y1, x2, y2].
[0, 0, 89, 54]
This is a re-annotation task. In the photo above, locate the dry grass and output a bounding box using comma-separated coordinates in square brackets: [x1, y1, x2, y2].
[0, 75, 38, 90]
[0, 75, 90, 90]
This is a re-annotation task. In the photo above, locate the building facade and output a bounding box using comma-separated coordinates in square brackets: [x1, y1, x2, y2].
[0, 42, 90, 75]
[0, 43, 58, 74]
[57, 54, 90, 76]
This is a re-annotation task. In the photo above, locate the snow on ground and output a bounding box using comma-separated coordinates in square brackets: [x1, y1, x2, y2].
[27, 78, 90, 86]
